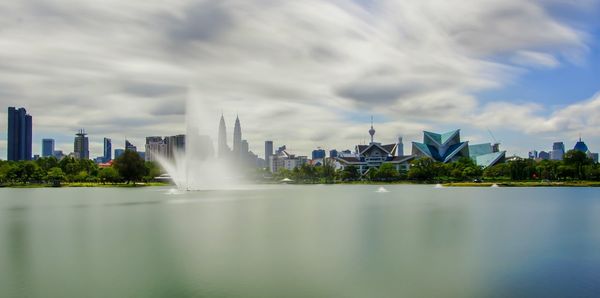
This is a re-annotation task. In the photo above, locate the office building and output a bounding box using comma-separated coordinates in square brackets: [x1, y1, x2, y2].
[42, 139, 55, 158]
[145, 136, 167, 162]
[165, 134, 185, 159]
[103, 138, 112, 162]
[265, 141, 273, 169]
[125, 140, 137, 152]
[312, 148, 326, 160]
[7, 107, 33, 161]
[550, 142, 565, 160]
[114, 149, 125, 159]
[528, 150, 538, 159]
[329, 149, 338, 158]
[538, 151, 550, 160]
[74, 129, 89, 160]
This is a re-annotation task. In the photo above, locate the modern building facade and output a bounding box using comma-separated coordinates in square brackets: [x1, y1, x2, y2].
[412, 130, 469, 163]
[103, 138, 112, 162]
[468, 143, 506, 168]
[42, 138, 55, 158]
[74, 129, 89, 160]
[412, 129, 505, 168]
[7, 107, 33, 161]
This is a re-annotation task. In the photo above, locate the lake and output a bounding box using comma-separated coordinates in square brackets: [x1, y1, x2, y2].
[1, 185, 600, 297]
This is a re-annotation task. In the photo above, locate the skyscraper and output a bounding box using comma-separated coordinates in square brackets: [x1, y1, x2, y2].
[233, 115, 242, 156]
[241, 140, 249, 155]
[7, 107, 33, 161]
[218, 114, 229, 158]
[125, 140, 137, 152]
[265, 140, 273, 169]
[145, 136, 166, 162]
[74, 129, 89, 160]
[114, 149, 125, 159]
[103, 138, 112, 162]
[165, 134, 185, 159]
[551, 142, 565, 160]
[42, 139, 55, 157]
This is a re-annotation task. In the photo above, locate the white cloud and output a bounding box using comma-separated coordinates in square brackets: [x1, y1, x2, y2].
[0, 0, 596, 158]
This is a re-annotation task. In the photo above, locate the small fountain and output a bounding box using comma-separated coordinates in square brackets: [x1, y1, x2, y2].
[376, 186, 389, 193]
[434, 184, 444, 188]
[491, 184, 499, 188]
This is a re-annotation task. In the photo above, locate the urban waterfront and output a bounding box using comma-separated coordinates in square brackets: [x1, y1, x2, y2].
[2, 186, 600, 297]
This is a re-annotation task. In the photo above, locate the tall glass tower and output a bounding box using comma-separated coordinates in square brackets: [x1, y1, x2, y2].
[7, 107, 32, 161]
[103, 138, 112, 162]
[218, 114, 229, 158]
[233, 116, 242, 156]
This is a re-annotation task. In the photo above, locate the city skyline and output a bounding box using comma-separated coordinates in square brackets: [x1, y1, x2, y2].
[0, 1, 599, 158]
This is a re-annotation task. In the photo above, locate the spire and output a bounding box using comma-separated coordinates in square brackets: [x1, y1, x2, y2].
[368, 116, 376, 143]
[218, 113, 229, 158]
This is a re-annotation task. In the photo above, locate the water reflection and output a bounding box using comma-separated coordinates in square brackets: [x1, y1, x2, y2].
[1, 186, 600, 297]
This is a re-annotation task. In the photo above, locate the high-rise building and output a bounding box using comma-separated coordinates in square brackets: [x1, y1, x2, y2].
[103, 138, 112, 162]
[145, 136, 166, 162]
[74, 129, 89, 160]
[528, 150, 538, 159]
[125, 140, 137, 152]
[165, 134, 185, 159]
[7, 107, 33, 161]
[233, 116, 242, 156]
[550, 142, 565, 160]
[312, 148, 326, 160]
[218, 114, 229, 158]
[114, 149, 125, 159]
[538, 151, 550, 160]
[329, 149, 338, 158]
[241, 140, 249, 155]
[42, 139, 55, 158]
[265, 141, 273, 169]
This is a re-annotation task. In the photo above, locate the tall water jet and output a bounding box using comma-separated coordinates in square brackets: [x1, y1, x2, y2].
[156, 88, 244, 190]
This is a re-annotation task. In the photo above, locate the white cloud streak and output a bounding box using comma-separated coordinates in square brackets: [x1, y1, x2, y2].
[0, 0, 597, 158]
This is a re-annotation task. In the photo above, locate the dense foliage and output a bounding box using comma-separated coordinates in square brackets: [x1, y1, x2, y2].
[271, 150, 599, 183]
[0, 152, 162, 185]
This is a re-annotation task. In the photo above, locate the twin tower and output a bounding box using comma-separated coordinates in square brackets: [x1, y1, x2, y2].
[218, 114, 245, 159]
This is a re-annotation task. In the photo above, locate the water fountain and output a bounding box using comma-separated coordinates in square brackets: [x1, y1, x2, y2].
[156, 89, 243, 191]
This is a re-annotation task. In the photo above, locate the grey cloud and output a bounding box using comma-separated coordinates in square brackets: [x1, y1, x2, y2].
[165, 1, 233, 43]
[122, 82, 186, 98]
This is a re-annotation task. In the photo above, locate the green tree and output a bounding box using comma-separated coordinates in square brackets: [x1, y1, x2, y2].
[46, 167, 66, 185]
[372, 163, 400, 181]
[113, 150, 147, 183]
[408, 157, 439, 181]
[563, 150, 593, 179]
[340, 165, 360, 181]
[144, 161, 162, 182]
[98, 167, 121, 184]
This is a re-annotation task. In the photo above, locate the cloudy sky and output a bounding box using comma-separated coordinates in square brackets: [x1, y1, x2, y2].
[1, 0, 599, 159]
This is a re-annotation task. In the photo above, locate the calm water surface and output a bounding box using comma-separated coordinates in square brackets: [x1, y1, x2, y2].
[1, 185, 600, 297]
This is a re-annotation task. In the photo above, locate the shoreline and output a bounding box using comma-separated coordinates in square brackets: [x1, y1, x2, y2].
[3, 181, 600, 188]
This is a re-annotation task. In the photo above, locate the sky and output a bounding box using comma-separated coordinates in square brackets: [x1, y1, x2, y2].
[0, 0, 599, 159]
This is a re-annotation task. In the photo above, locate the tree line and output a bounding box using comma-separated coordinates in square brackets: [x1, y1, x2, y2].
[0, 150, 161, 185]
[272, 150, 600, 183]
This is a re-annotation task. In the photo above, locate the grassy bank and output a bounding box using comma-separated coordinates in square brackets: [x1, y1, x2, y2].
[444, 181, 600, 187]
[0, 182, 172, 188]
